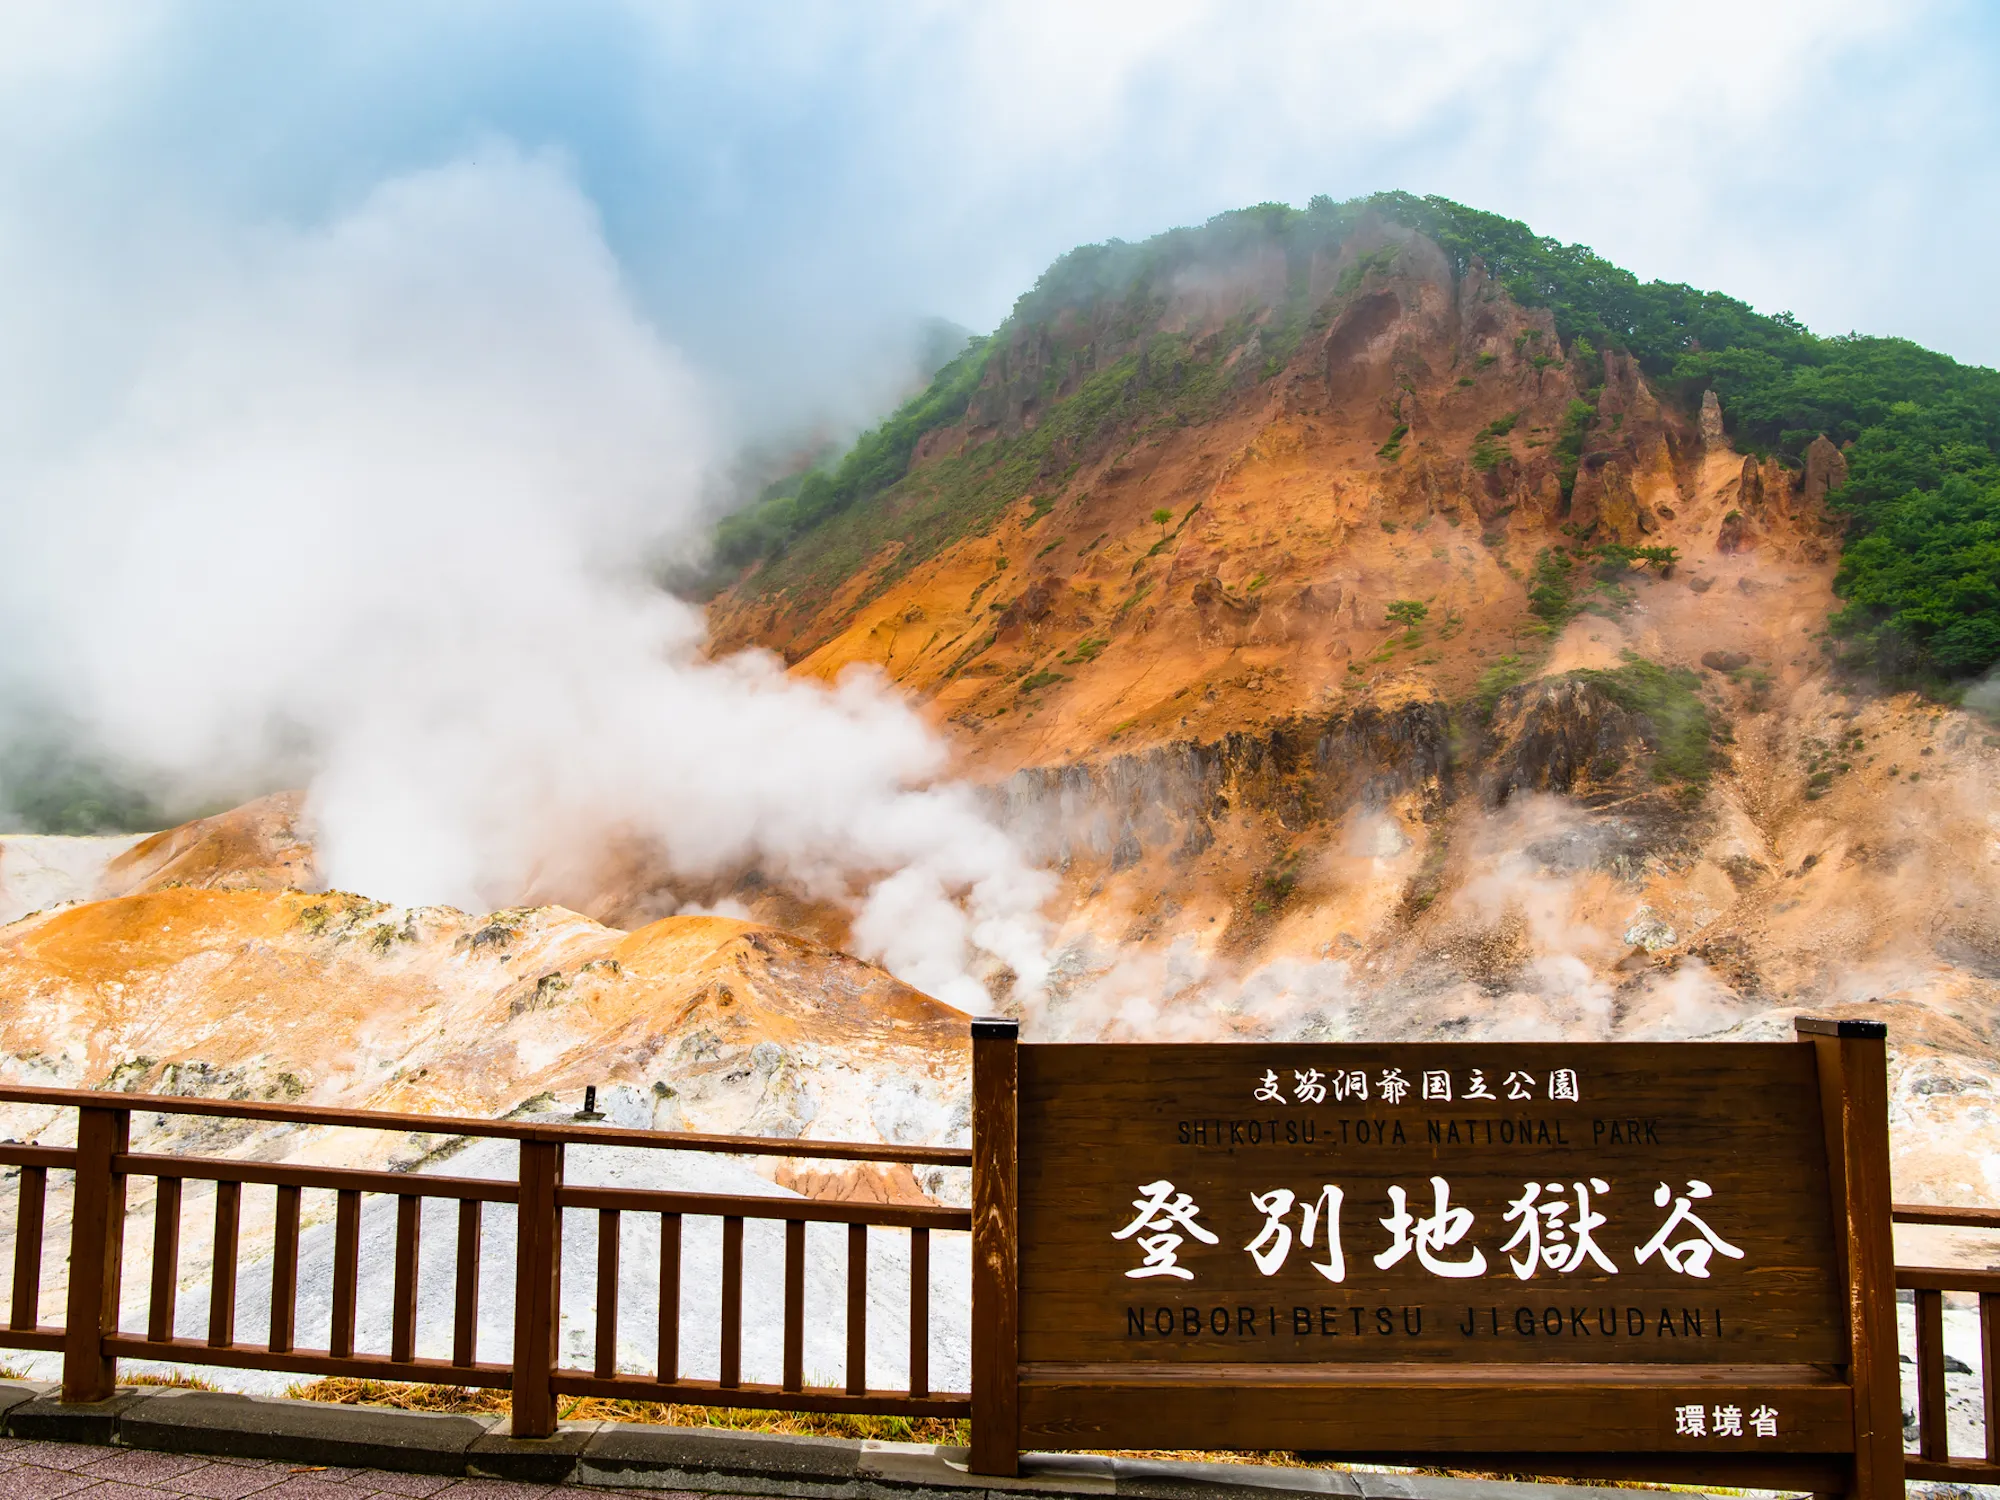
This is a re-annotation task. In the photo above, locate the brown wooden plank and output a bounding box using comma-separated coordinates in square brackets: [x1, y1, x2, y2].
[61, 1106, 129, 1401]
[547, 1368, 971, 1416]
[104, 1333, 514, 1388]
[0, 1326, 63, 1352]
[720, 1215, 743, 1389]
[453, 1199, 482, 1368]
[9, 1164, 45, 1332]
[595, 1208, 620, 1379]
[512, 1140, 563, 1438]
[1984, 1292, 2000, 1464]
[0, 1084, 965, 1166]
[0, 1145, 74, 1169]
[657, 1212, 681, 1383]
[969, 1017, 1020, 1476]
[556, 1184, 967, 1231]
[1901, 1265, 2000, 1293]
[846, 1223, 867, 1396]
[1804, 1019, 1905, 1500]
[1908, 1457, 2000, 1483]
[116, 1154, 518, 1203]
[1017, 1364, 1854, 1453]
[783, 1218, 804, 1392]
[1895, 1204, 2000, 1230]
[208, 1180, 240, 1348]
[1916, 1287, 1949, 1461]
[270, 1185, 300, 1355]
[329, 1189, 360, 1358]
[910, 1226, 930, 1399]
[391, 1195, 420, 1363]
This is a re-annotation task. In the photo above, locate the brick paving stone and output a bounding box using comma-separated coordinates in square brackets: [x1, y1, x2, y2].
[12, 1441, 118, 1472]
[346, 1473, 453, 1498]
[237, 1478, 373, 1500]
[168, 1461, 287, 1499]
[66, 1482, 186, 1500]
[81, 1450, 213, 1484]
[0, 1460, 101, 1498]
[0, 1441, 727, 1499]
[426, 1480, 554, 1500]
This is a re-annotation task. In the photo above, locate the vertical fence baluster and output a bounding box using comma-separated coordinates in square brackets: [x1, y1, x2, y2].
[149, 1178, 184, 1343]
[208, 1180, 240, 1347]
[62, 1105, 129, 1401]
[1917, 1286, 1949, 1460]
[270, 1185, 300, 1354]
[10, 1164, 45, 1331]
[969, 1016, 1022, 1476]
[330, 1189, 361, 1358]
[512, 1140, 563, 1439]
[657, 1211, 681, 1383]
[454, 1199, 482, 1368]
[391, 1195, 420, 1363]
[719, 1215, 743, 1388]
[909, 1226, 929, 1398]
[595, 1208, 620, 1379]
[1982, 1291, 2000, 1464]
[846, 1223, 867, 1396]
[782, 1218, 804, 1392]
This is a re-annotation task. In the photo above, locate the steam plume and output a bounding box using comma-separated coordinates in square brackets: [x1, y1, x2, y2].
[0, 150, 1050, 1011]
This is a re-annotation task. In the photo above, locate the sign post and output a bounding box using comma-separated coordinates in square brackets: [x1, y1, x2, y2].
[969, 1016, 1898, 1497]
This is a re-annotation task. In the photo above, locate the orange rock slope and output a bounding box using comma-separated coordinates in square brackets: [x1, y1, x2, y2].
[0, 888, 969, 1178]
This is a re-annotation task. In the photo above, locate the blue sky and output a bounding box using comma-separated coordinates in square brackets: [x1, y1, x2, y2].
[5, 0, 1999, 441]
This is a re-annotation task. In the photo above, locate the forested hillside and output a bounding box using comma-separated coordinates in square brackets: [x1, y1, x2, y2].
[718, 192, 2000, 681]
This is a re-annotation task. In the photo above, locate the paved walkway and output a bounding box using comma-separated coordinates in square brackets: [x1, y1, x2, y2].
[0, 1436, 708, 1500]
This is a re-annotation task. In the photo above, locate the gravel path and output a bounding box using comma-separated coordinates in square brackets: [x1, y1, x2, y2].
[0, 1436, 713, 1499]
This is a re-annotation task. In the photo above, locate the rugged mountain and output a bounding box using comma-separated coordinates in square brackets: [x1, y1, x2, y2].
[704, 203, 2000, 1225]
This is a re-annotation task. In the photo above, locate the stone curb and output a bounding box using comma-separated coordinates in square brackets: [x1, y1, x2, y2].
[0, 1381, 1695, 1500]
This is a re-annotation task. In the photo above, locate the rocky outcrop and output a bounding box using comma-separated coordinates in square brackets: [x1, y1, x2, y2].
[1485, 678, 1641, 804]
[998, 698, 1452, 869]
[1802, 434, 1850, 507]
[1700, 389, 1725, 448]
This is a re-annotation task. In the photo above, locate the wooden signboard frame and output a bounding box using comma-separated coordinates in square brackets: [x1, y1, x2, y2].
[969, 1016, 1900, 1499]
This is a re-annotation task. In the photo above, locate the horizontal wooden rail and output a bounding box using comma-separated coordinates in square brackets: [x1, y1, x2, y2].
[1898, 1265, 2000, 1294]
[0, 1144, 77, 1170]
[115, 1153, 520, 1202]
[1894, 1203, 2000, 1230]
[0, 1083, 970, 1166]
[0, 1326, 64, 1352]
[105, 1334, 514, 1387]
[557, 1182, 971, 1230]
[549, 1369, 969, 1417]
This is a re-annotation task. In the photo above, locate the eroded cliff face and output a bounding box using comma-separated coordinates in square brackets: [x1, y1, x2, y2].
[702, 223, 2000, 1220]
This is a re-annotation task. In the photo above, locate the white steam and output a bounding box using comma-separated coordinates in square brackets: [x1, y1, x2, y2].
[0, 150, 1050, 1011]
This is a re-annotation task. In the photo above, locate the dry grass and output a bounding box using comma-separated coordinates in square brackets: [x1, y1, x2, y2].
[126, 1370, 222, 1391]
[284, 1379, 969, 1445]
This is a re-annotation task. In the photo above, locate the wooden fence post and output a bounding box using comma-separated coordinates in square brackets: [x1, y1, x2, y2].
[62, 1105, 129, 1403]
[969, 1017, 1020, 1476]
[1797, 1016, 1901, 1500]
[513, 1138, 564, 1438]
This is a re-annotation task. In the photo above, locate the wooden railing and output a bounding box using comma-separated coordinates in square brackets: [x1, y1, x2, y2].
[1895, 1202, 2000, 1484]
[0, 1085, 970, 1435]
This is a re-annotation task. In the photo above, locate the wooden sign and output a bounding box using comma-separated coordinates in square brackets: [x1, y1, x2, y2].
[969, 1017, 1901, 1499]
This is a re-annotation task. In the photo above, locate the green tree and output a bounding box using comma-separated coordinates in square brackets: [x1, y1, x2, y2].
[1386, 599, 1429, 635]
[1150, 507, 1173, 538]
